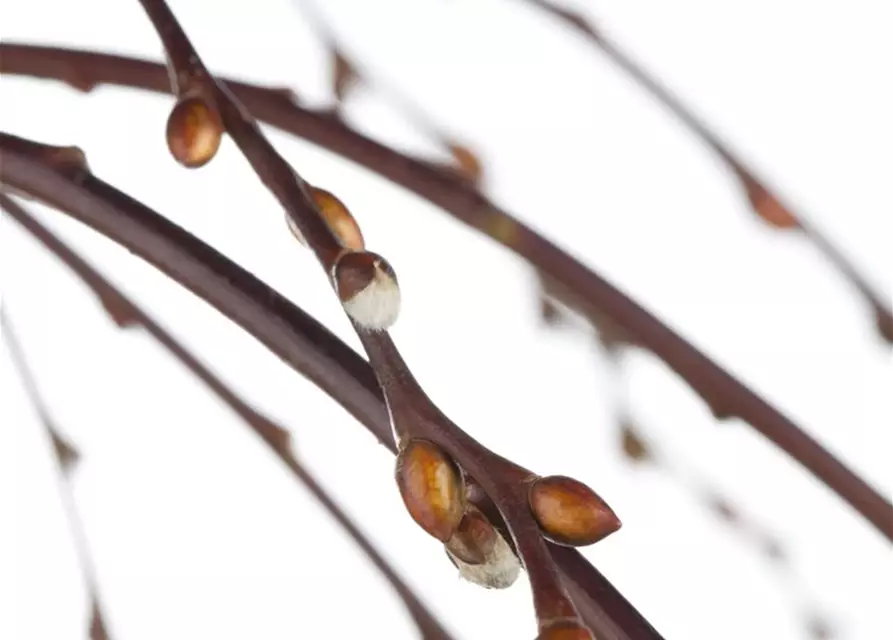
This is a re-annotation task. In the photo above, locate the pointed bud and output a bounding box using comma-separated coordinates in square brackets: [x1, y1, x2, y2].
[447, 143, 484, 186]
[287, 187, 365, 251]
[873, 305, 893, 345]
[446, 505, 498, 565]
[331, 251, 400, 330]
[333, 50, 360, 104]
[89, 602, 110, 640]
[395, 439, 465, 542]
[529, 475, 621, 547]
[537, 621, 593, 640]
[738, 171, 798, 229]
[620, 421, 652, 463]
[166, 95, 223, 168]
[50, 428, 80, 474]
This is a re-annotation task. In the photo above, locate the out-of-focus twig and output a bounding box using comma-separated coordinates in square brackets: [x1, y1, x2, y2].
[290, 0, 484, 186]
[0, 307, 111, 640]
[520, 0, 893, 344]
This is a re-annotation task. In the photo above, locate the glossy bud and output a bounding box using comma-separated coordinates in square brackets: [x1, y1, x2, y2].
[395, 439, 465, 542]
[529, 475, 621, 547]
[166, 96, 222, 168]
[287, 187, 365, 251]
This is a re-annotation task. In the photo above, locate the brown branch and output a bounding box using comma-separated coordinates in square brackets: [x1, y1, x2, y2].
[0, 191, 455, 640]
[1, 45, 889, 544]
[133, 1, 627, 634]
[0, 133, 662, 640]
[0, 308, 111, 640]
[520, 0, 893, 344]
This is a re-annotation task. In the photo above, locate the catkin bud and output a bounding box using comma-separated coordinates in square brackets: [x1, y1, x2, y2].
[166, 95, 223, 168]
[529, 475, 620, 547]
[395, 440, 465, 542]
[331, 251, 400, 330]
[445, 511, 520, 589]
[445, 505, 497, 565]
[286, 187, 365, 251]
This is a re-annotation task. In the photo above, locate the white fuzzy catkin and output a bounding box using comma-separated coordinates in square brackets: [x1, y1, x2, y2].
[447, 529, 521, 589]
[341, 263, 401, 331]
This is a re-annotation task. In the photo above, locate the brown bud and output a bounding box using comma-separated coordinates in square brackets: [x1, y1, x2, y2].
[529, 475, 621, 546]
[395, 439, 465, 542]
[620, 421, 651, 463]
[447, 143, 484, 186]
[738, 171, 798, 229]
[50, 428, 80, 473]
[166, 95, 223, 168]
[446, 505, 498, 565]
[537, 621, 593, 640]
[333, 50, 360, 104]
[331, 251, 400, 330]
[288, 187, 365, 251]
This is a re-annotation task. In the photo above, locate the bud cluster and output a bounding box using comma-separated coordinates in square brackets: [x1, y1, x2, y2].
[393, 436, 621, 604]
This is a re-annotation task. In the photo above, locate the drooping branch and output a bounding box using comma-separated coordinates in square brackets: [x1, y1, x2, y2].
[0, 133, 663, 640]
[520, 0, 893, 344]
[0, 192, 455, 640]
[2, 44, 890, 543]
[0, 308, 112, 640]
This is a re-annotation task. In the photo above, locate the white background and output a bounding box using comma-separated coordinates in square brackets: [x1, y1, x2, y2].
[1, 1, 891, 638]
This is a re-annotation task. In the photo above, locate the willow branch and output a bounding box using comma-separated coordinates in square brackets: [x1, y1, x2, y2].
[136, 0, 631, 633]
[0, 192, 455, 640]
[521, 0, 893, 344]
[0, 133, 661, 640]
[1, 45, 888, 543]
[0, 308, 112, 640]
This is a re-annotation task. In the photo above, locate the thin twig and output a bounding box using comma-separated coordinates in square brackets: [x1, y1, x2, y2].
[0, 134, 662, 640]
[1, 44, 889, 542]
[0, 308, 112, 640]
[289, 0, 483, 185]
[520, 0, 893, 344]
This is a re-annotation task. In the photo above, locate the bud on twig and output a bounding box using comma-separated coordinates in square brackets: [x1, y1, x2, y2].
[395, 439, 465, 542]
[166, 95, 223, 168]
[737, 170, 798, 229]
[445, 508, 521, 589]
[286, 187, 365, 251]
[446, 142, 483, 186]
[331, 250, 400, 331]
[529, 475, 621, 547]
